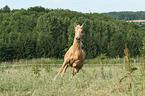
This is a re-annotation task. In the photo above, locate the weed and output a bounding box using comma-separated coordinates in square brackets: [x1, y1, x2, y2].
[95, 53, 108, 60]
[31, 59, 41, 77]
[120, 44, 138, 96]
[0, 67, 5, 72]
[44, 65, 52, 73]
[140, 63, 145, 96]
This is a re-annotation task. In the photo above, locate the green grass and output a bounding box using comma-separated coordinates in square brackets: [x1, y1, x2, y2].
[0, 57, 144, 67]
[0, 63, 144, 96]
[85, 58, 144, 64]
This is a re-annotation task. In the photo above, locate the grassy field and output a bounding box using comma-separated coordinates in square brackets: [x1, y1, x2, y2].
[0, 58, 144, 96]
[0, 57, 144, 66]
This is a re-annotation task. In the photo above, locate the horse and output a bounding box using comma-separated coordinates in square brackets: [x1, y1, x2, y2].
[54, 23, 85, 80]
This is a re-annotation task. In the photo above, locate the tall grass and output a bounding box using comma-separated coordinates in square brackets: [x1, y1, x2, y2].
[0, 63, 144, 96]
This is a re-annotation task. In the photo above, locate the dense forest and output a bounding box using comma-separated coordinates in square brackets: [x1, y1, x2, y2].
[0, 5, 144, 61]
[102, 11, 145, 20]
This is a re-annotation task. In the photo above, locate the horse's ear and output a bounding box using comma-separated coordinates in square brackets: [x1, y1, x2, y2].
[74, 23, 77, 28]
[81, 23, 84, 28]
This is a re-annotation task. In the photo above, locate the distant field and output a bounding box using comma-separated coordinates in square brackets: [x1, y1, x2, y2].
[126, 20, 145, 24]
[0, 59, 144, 96]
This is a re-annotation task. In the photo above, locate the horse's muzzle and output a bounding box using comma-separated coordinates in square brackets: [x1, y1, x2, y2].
[76, 37, 80, 43]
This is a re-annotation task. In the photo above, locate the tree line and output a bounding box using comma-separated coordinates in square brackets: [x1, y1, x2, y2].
[0, 5, 144, 61]
[103, 11, 145, 20]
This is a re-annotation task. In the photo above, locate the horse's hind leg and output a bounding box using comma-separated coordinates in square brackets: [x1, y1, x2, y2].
[54, 60, 67, 80]
[75, 68, 80, 74]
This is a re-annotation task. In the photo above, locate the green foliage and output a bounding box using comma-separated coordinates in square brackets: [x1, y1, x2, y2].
[141, 38, 145, 58]
[28, 6, 46, 12]
[0, 5, 11, 13]
[0, 5, 144, 61]
[95, 53, 108, 60]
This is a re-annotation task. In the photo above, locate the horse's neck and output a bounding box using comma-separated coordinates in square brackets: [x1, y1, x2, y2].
[72, 37, 81, 50]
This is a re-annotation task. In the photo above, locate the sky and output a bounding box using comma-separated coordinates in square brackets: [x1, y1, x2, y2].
[0, 0, 145, 13]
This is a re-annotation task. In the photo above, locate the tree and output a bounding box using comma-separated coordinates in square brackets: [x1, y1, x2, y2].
[28, 6, 45, 12]
[35, 12, 70, 58]
[2, 5, 11, 13]
[127, 29, 143, 57]
[0, 6, 144, 61]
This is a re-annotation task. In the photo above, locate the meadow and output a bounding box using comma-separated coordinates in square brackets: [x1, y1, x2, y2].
[0, 58, 144, 96]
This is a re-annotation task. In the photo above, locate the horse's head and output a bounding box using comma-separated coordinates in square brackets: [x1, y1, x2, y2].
[74, 23, 83, 43]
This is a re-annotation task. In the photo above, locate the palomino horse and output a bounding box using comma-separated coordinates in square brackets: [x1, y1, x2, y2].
[54, 23, 85, 80]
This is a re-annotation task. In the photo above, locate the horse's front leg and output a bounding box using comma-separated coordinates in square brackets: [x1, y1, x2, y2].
[61, 64, 68, 77]
[70, 60, 80, 79]
[54, 60, 67, 80]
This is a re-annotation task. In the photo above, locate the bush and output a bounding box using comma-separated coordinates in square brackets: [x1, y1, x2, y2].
[95, 53, 108, 60]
